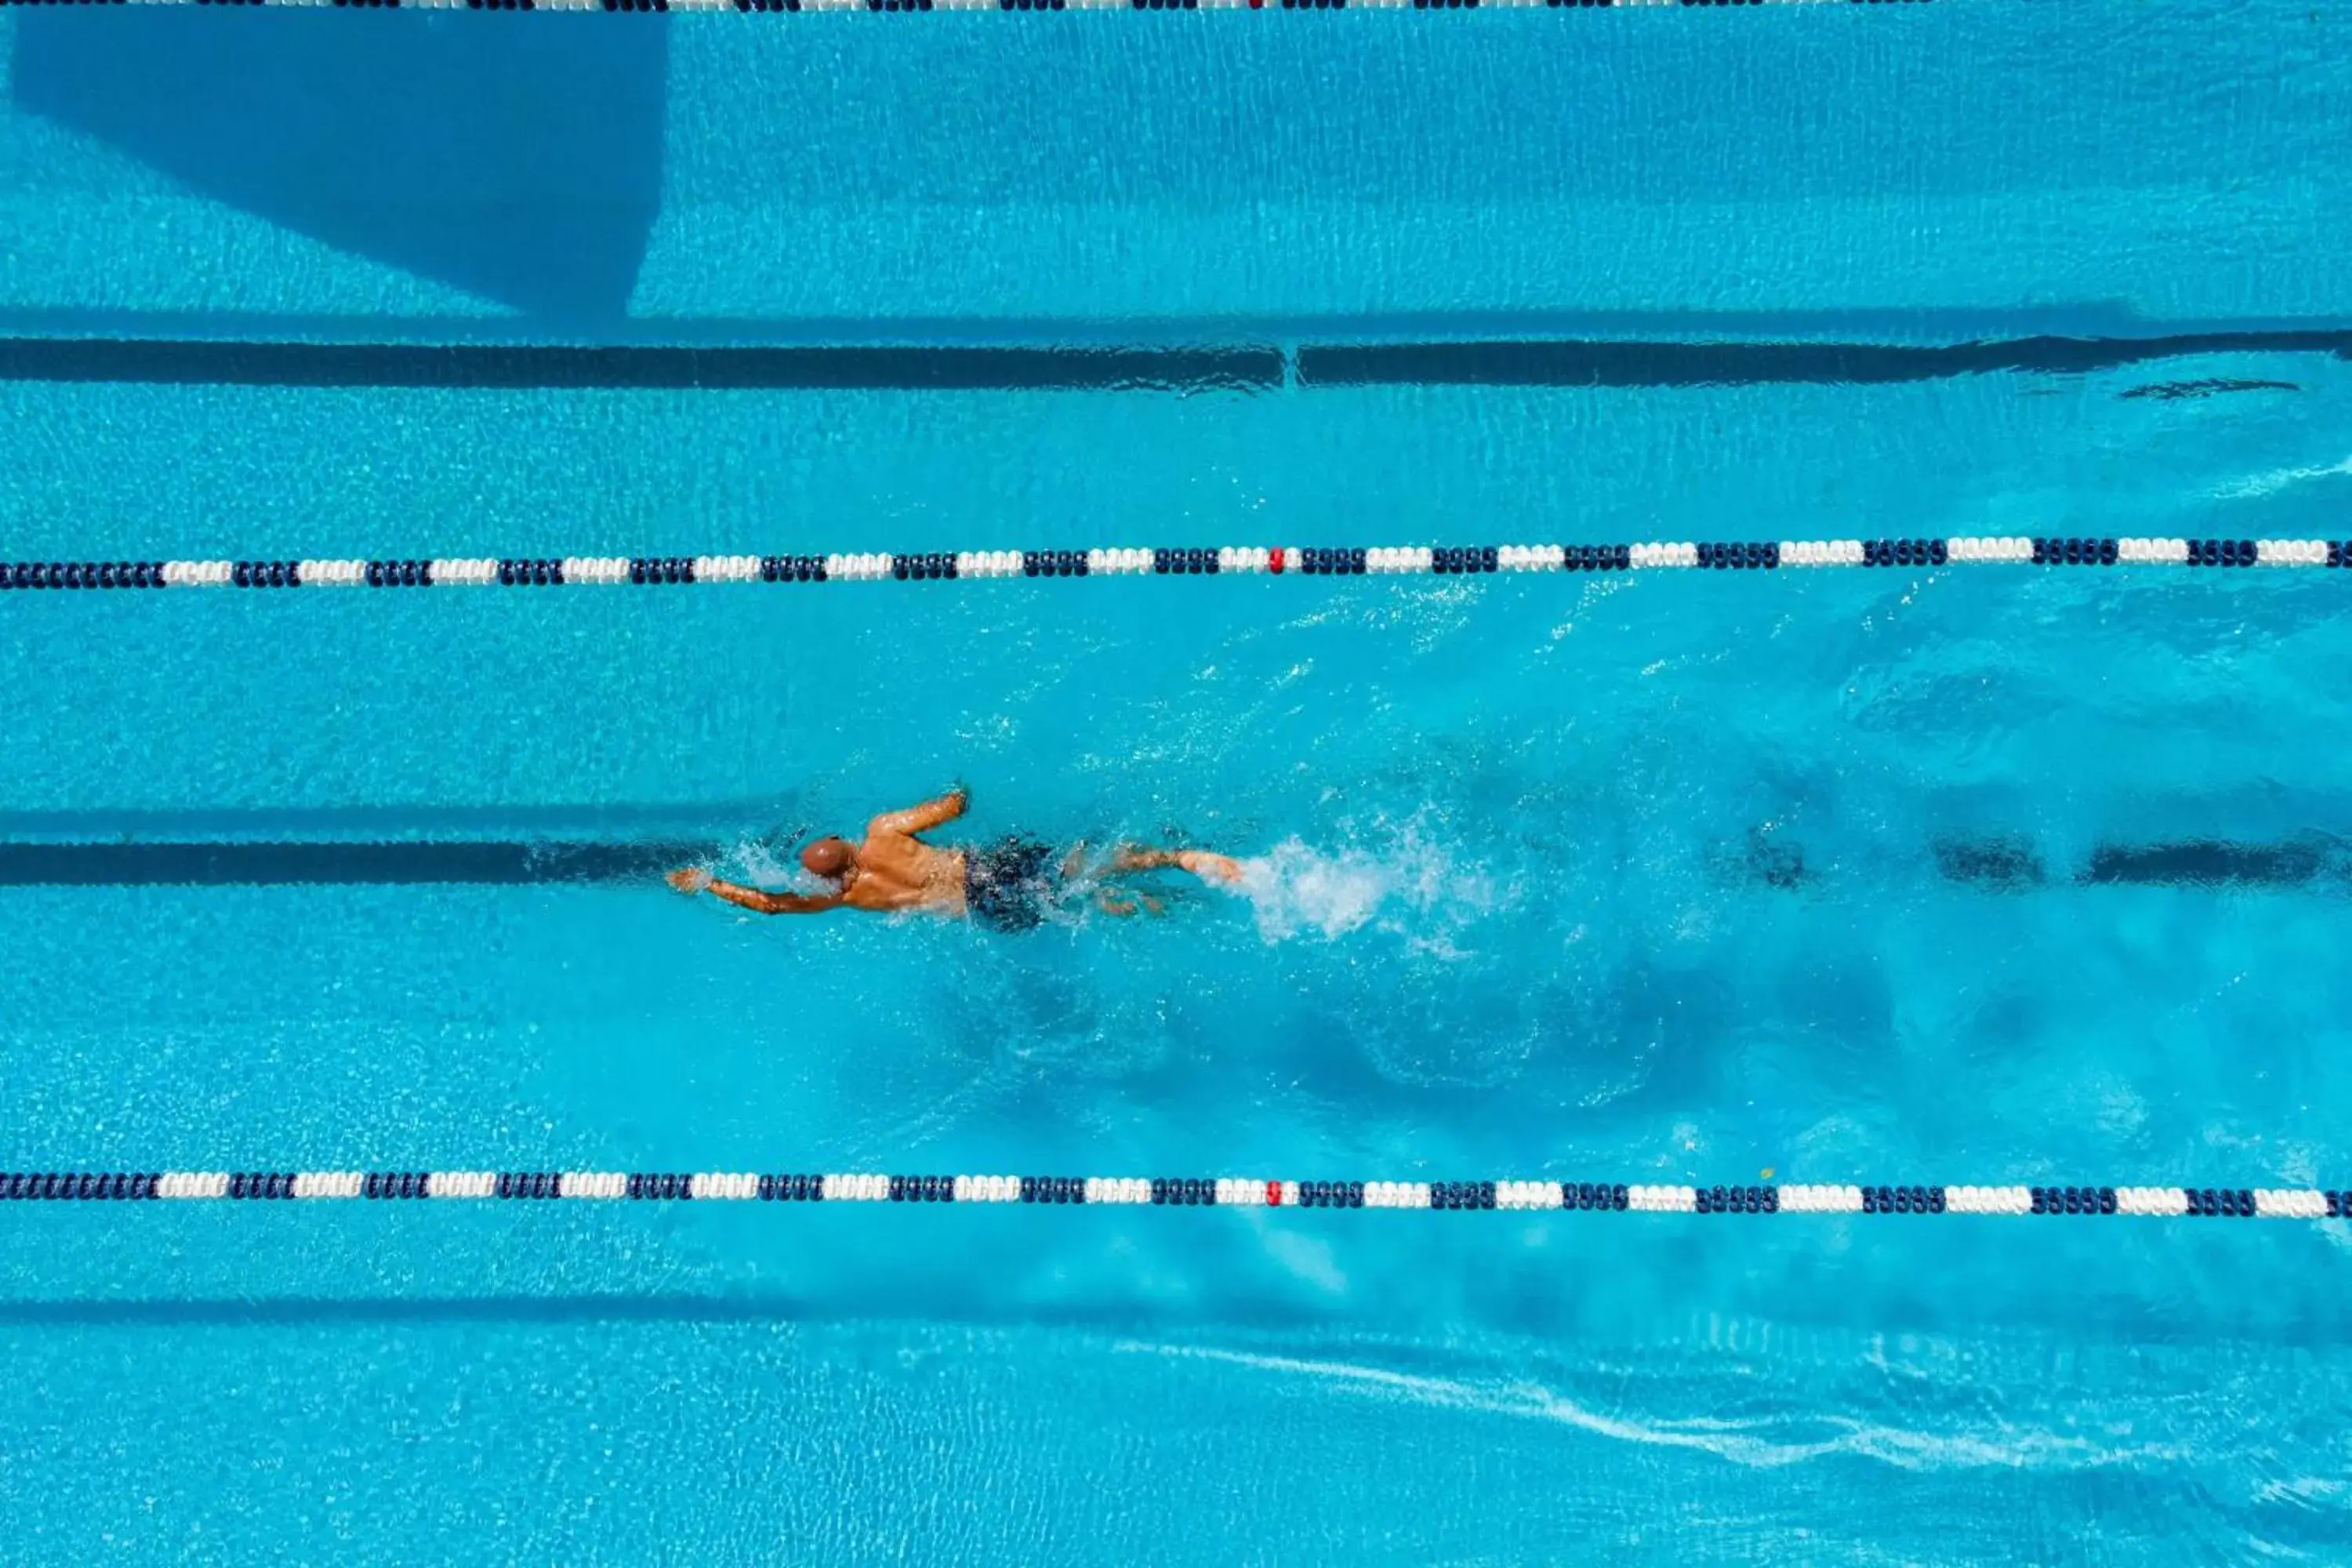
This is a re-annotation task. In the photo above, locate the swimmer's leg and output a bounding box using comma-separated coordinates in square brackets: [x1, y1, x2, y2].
[1108, 845, 1244, 887]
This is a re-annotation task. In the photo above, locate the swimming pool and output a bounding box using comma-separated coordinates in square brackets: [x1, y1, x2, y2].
[4, 2, 2352, 1562]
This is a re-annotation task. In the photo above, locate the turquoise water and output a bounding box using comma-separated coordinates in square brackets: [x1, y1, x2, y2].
[5, 2, 2352, 1563]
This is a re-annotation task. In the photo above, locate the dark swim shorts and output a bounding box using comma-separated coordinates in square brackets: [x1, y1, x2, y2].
[964, 837, 1061, 932]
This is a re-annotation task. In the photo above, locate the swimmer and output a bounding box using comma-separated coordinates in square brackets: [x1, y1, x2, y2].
[665, 788, 1243, 932]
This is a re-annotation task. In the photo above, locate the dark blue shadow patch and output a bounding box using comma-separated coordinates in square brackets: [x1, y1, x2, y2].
[9, 13, 666, 325]
[0, 839, 707, 887]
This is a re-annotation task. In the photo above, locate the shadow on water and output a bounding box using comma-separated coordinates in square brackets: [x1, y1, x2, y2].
[0, 839, 707, 886]
[9, 13, 667, 325]
[2078, 839, 2332, 890]
[0, 338, 1285, 392]
[1298, 333, 2352, 389]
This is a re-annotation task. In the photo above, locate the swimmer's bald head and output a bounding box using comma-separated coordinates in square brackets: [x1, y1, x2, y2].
[800, 836, 855, 880]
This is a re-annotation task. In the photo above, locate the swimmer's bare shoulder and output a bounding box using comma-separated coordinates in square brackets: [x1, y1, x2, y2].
[858, 788, 969, 913]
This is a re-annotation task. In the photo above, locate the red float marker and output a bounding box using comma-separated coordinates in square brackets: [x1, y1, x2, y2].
[1269, 547, 1286, 575]
[1265, 1180, 1284, 1206]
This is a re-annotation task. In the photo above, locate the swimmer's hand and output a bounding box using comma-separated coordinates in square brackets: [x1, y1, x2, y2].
[666, 866, 713, 895]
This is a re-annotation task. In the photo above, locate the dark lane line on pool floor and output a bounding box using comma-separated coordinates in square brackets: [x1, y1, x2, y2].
[1922, 837, 2343, 893]
[0, 339, 1285, 393]
[0, 835, 2345, 890]
[0, 840, 708, 887]
[0, 332, 2345, 393]
[1297, 332, 2352, 387]
[0, 799, 799, 840]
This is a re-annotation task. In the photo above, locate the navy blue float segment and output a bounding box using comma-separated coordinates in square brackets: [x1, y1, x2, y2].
[1426, 1180, 1497, 1210]
[2026, 1185, 2119, 1215]
[1562, 544, 1633, 572]
[0, 1172, 148, 1199]
[891, 554, 960, 582]
[2027, 538, 2117, 568]
[627, 557, 696, 586]
[751, 1174, 827, 1201]
[1153, 547, 1222, 575]
[1695, 1184, 1781, 1214]
[1858, 539, 1949, 568]
[1020, 550, 1089, 579]
[1298, 548, 1367, 576]
[1295, 1181, 1364, 1209]
[495, 558, 564, 586]
[231, 559, 304, 589]
[2183, 1187, 2258, 1217]
[1018, 1175, 1086, 1203]
[9, 561, 165, 590]
[1856, 1184, 1947, 1214]
[760, 554, 828, 583]
[2184, 539, 2259, 568]
[886, 1174, 956, 1201]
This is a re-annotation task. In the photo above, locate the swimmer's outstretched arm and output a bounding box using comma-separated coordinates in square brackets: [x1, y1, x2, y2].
[867, 787, 967, 838]
[666, 868, 841, 915]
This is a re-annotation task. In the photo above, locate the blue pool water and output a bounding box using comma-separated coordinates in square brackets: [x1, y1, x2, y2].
[5, 2, 2352, 1562]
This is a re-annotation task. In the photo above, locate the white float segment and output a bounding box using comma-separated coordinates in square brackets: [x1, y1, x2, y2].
[2254, 1189, 2328, 1218]
[426, 1171, 492, 1199]
[1777, 1184, 1865, 1213]
[1494, 1179, 1563, 1210]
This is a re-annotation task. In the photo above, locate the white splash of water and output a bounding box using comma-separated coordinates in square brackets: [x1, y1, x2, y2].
[1235, 840, 1392, 941]
[1230, 826, 1510, 948]
[727, 835, 801, 887]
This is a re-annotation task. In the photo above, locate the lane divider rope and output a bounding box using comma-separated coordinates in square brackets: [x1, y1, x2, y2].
[0, 537, 2339, 594]
[0, 1, 1926, 15]
[0, 1172, 2342, 1219]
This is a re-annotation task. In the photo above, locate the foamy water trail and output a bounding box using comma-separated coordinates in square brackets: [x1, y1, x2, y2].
[1231, 828, 1512, 948]
[1235, 840, 1395, 941]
